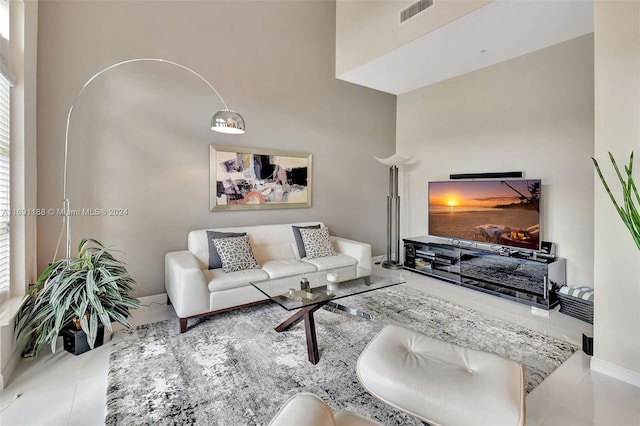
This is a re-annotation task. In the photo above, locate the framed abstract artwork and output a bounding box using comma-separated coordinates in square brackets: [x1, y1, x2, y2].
[210, 145, 312, 211]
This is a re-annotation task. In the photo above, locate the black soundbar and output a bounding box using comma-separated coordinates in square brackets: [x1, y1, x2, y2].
[449, 171, 523, 180]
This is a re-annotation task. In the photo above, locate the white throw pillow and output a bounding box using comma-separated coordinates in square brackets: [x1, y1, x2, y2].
[299, 227, 336, 259]
[212, 235, 260, 273]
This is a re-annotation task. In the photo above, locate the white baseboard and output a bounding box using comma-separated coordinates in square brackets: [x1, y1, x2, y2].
[591, 357, 640, 388]
[372, 255, 385, 265]
[137, 293, 168, 309]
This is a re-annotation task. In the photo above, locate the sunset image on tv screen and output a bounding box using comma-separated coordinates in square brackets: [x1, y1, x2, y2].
[428, 179, 541, 250]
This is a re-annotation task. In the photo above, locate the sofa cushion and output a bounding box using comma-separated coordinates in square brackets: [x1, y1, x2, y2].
[205, 268, 270, 292]
[292, 224, 321, 259]
[262, 259, 318, 279]
[213, 235, 260, 273]
[206, 230, 247, 269]
[304, 254, 358, 271]
[299, 227, 336, 259]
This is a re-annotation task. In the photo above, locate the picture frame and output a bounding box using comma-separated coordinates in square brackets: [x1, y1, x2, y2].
[210, 145, 312, 211]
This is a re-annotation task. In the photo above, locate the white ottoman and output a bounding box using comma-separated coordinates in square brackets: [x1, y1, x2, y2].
[357, 325, 525, 426]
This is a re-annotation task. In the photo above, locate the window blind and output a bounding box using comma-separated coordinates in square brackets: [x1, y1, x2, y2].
[0, 73, 9, 301]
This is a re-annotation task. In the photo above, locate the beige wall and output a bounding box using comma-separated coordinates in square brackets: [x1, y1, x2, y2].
[396, 34, 595, 288]
[336, 0, 489, 76]
[36, 1, 396, 297]
[592, 0, 640, 381]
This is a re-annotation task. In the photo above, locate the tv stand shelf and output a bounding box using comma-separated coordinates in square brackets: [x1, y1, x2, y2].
[403, 236, 565, 310]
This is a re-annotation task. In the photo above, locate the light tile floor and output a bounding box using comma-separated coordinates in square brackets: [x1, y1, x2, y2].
[1, 266, 639, 426]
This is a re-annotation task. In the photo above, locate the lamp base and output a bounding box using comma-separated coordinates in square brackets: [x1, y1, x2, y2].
[381, 260, 403, 270]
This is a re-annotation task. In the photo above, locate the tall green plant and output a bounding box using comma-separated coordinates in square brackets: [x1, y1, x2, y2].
[15, 238, 140, 356]
[592, 151, 640, 250]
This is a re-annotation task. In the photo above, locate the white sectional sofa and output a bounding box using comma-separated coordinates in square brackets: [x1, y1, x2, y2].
[165, 222, 372, 332]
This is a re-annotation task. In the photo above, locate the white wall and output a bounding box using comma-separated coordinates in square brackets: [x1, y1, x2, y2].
[396, 34, 595, 288]
[592, 0, 640, 383]
[336, 0, 489, 76]
[1, 0, 38, 390]
[36, 1, 396, 297]
[10, 0, 38, 296]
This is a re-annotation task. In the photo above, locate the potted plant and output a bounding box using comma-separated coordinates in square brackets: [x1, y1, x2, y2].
[14, 238, 140, 356]
[592, 151, 640, 250]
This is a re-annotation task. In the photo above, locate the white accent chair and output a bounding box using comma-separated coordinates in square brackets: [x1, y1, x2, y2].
[268, 393, 381, 426]
[357, 325, 526, 426]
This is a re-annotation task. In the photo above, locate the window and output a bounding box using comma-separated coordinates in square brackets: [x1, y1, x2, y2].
[0, 73, 8, 302]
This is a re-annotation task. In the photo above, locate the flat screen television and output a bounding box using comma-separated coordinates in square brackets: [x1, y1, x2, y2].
[428, 179, 541, 250]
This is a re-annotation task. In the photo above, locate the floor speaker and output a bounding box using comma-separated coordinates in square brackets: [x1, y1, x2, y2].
[541, 241, 556, 256]
[405, 243, 415, 258]
[582, 333, 594, 356]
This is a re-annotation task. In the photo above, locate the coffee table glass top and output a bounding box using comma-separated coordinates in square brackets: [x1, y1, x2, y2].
[251, 266, 405, 311]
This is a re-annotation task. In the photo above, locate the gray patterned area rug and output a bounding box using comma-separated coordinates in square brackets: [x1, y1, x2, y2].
[106, 285, 576, 426]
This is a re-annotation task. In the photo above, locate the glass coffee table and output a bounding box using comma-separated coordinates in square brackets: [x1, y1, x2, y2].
[251, 266, 405, 364]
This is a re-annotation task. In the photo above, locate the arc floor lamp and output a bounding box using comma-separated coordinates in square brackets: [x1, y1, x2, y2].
[375, 153, 411, 269]
[58, 58, 245, 259]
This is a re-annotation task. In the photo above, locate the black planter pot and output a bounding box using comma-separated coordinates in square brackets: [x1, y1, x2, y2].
[60, 324, 105, 355]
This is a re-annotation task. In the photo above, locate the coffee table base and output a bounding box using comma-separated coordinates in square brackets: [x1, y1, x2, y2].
[323, 301, 374, 320]
[274, 301, 373, 364]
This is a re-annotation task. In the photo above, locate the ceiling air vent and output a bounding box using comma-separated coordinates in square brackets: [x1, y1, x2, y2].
[400, 0, 434, 23]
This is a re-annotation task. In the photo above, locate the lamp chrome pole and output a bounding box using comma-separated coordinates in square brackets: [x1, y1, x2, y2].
[59, 58, 245, 259]
[375, 154, 411, 270]
[382, 165, 402, 269]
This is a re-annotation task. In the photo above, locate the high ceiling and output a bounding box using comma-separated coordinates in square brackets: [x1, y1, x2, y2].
[337, 0, 594, 95]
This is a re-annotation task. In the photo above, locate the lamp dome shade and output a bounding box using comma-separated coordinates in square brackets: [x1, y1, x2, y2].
[374, 153, 412, 166]
[211, 110, 245, 134]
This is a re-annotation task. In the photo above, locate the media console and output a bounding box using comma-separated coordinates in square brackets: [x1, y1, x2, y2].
[403, 236, 565, 310]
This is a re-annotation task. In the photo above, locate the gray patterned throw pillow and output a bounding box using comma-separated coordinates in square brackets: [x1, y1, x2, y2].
[299, 227, 336, 259]
[292, 224, 321, 259]
[212, 235, 260, 273]
[206, 231, 247, 269]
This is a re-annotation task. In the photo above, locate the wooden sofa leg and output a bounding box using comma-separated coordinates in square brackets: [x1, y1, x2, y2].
[166, 295, 172, 306]
[180, 318, 188, 333]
